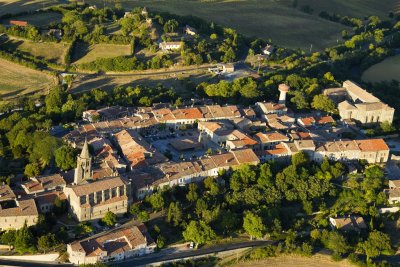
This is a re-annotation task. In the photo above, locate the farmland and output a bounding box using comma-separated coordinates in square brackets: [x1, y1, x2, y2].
[362, 55, 400, 83]
[0, 11, 62, 27]
[87, 0, 397, 51]
[1, 37, 68, 64]
[72, 43, 132, 65]
[0, 58, 56, 100]
[234, 254, 354, 267]
[0, 0, 60, 16]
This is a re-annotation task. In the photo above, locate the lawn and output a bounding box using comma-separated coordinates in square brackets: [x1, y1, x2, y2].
[233, 254, 354, 267]
[0, 0, 61, 16]
[72, 43, 132, 65]
[362, 55, 400, 83]
[1, 37, 68, 64]
[0, 58, 56, 99]
[1, 11, 62, 27]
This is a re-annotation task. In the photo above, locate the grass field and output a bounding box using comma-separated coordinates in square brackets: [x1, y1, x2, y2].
[362, 55, 400, 83]
[233, 254, 354, 267]
[1, 11, 62, 27]
[0, 0, 61, 16]
[73, 43, 131, 64]
[87, 0, 398, 51]
[2, 37, 68, 64]
[0, 58, 56, 99]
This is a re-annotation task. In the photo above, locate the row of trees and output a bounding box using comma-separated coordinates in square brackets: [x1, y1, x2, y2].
[130, 151, 392, 264]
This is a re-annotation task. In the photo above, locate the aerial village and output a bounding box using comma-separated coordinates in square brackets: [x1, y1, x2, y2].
[0, 78, 397, 264]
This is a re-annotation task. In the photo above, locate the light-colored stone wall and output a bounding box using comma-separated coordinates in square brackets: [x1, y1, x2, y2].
[0, 215, 38, 230]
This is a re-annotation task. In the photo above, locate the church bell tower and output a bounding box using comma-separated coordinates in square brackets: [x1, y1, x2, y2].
[74, 138, 92, 184]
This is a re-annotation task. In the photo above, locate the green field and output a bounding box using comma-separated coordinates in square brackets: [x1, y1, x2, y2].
[0, 58, 56, 99]
[1, 11, 62, 27]
[87, 0, 398, 51]
[0, 0, 60, 16]
[362, 55, 400, 83]
[73, 43, 131, 64]
[2, 37, 68, 64]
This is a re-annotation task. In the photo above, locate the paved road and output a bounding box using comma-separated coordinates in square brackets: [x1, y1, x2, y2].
[0, 240, 271, 267]
[114, 240, 272, 267]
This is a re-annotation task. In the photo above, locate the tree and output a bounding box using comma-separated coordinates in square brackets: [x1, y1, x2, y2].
[147, 192, 164, 212]
[243, 211, 265, 240]
[138, 210, 150, 222]
[163, 19, 179, 33]
[323, 231, 348, 256]
[167, 202, 183, 226]
[204, 177, 219, 195]
[257, 163, 273, 187]
[75, 222, 94, 237]
[361, 231, 392, 260]
[37, 233, 56, 253]
[182, 220, 216, 248]
[311, 94, 335, 113]
[14, 223, 36, 254]
[55, 145, 76, 170]
[186, 183, 198, 202]
[290, 91, 309, 110]
[1, 230, 16, 247]
[291, 151, 309, 167]
[24, 163, 40, 177]
[102, 211, 117, 226]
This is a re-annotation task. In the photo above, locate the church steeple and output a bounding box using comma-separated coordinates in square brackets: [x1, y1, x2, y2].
[74, 138, 92, 184]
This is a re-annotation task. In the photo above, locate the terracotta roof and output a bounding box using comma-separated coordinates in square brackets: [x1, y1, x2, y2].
[317, 116, 334, 124]
[0, 185, 16, 201]
[330, 216, 367, 231]
[24, 174, 66, 194]
[357, 139, 388, 151]
[10, 20, 28, 26]
[0, 198, 38, 217]
[36, 191, 66, 206]
[265, 143, 288, 155]
[114, 130, 167, 168]
[231, 148, 260, 164]
[343, 80, 380, 103]
[69, 176, 125, 197]
[298, 117, 315, 126]
[254, 131, 289, 143]
[69, 224, 154, 257]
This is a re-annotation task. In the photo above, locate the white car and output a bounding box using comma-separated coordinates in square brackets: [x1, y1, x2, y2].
[189, 242, 194, 249]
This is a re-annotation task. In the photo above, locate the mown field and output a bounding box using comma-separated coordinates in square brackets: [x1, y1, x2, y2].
[233, 254, 354, 267]
[0, 0, 61, 16]
[362, 55, 400, 83]
[87, 0, 398, 51]
[72, 43, 131, 65]
[0, 58, 56, 99]
[1, 37, 68, 64]
[0, 11, 62, 27]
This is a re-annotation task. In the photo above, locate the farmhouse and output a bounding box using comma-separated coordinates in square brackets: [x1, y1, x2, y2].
[67, 224, 156, 265]
[159, 41, 182, 51]
[184, 25, 197, 35]
[262, 44, 274, 55]
[329, 216, 367, 231]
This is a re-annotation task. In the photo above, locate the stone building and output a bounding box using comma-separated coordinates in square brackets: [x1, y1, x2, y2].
[68, 224, 155, 265]
[64, 142, 129, 222]
[324, 80, 394, 124]
[0, 185, 39, 230]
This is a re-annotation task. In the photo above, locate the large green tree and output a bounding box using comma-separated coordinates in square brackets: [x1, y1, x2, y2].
[183, 220, 216, 248]
[243, 211, 265, 240]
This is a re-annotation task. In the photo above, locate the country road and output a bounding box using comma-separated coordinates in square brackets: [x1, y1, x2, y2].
[0, 240, 271, 267]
